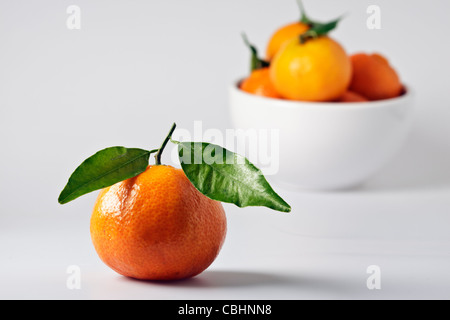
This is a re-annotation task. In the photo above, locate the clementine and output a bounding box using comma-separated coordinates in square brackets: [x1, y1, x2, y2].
[349, 53, 402, 101]
[266, 22, 310, 61]
[337, 90, 368, 103]
[240, 68, 281, 99]
[270, 36, 352, 102]
[90, 165, 227, 281]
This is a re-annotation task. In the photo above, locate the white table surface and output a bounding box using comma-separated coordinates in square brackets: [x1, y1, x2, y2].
[1, 0, 449, 300]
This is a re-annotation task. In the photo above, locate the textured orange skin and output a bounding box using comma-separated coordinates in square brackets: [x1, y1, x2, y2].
[240, 68, 282, 99]
[349, 53, 402, 101]
[337, 90, 369, 103]
[90, 165, 227, 281]
[266, 22, 310, 61]
[270, 36, 352, 102]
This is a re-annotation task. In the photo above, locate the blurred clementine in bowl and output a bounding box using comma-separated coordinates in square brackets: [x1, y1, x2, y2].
[349, 53, 402, 101]
[240, 68, 281, 99]
[337, 90, 369, 103]
[270, 36, 352, 102]
[266, 22, 310, 61]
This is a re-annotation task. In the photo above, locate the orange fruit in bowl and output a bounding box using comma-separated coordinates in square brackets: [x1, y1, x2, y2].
[337, 90, 368, 103]
[270, 36, 352, 102]
[265, 0, 313, 61]
[349, 53, 402, 101]
[266, 22, 310, 61]
[90, 165, 227, 281]
[240, 68, 281, 99]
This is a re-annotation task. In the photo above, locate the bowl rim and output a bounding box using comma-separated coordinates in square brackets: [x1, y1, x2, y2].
[230, 79, 413, 110]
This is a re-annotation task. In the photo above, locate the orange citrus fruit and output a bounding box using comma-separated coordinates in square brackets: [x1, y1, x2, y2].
[240, 68, 281, 99]
[349, 53, 402, 101]
[266, 22, 310, 61]
[90, 165, 227, 281]
[270, 36, 352, 102]
[337, 90, 368, 103]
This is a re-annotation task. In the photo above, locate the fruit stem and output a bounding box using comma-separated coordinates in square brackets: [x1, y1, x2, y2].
[299, 30, 318, 44]
[155, 123, 177, 165]
[297, 0, 311, 24]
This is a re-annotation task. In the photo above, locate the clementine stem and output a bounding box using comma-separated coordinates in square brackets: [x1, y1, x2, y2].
[155, 123, 177, 165]
[297, 0, 310, 24]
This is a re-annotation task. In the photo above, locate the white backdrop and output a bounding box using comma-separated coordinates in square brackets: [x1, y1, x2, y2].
[1, 0, 450, 299]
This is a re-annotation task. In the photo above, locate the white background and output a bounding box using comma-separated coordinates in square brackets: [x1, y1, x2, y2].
[1, 0, 449, 299]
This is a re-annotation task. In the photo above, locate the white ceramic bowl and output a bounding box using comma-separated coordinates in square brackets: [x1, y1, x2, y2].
[229, 80, 415, 191]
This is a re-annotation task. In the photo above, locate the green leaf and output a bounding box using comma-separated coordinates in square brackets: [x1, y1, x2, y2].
[241, 33, 270, 72]
[58, 147, 154, 204]
[176, 142, 291, 213]
[311, 18, 341, 36]
[300, 17, 342, 44]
